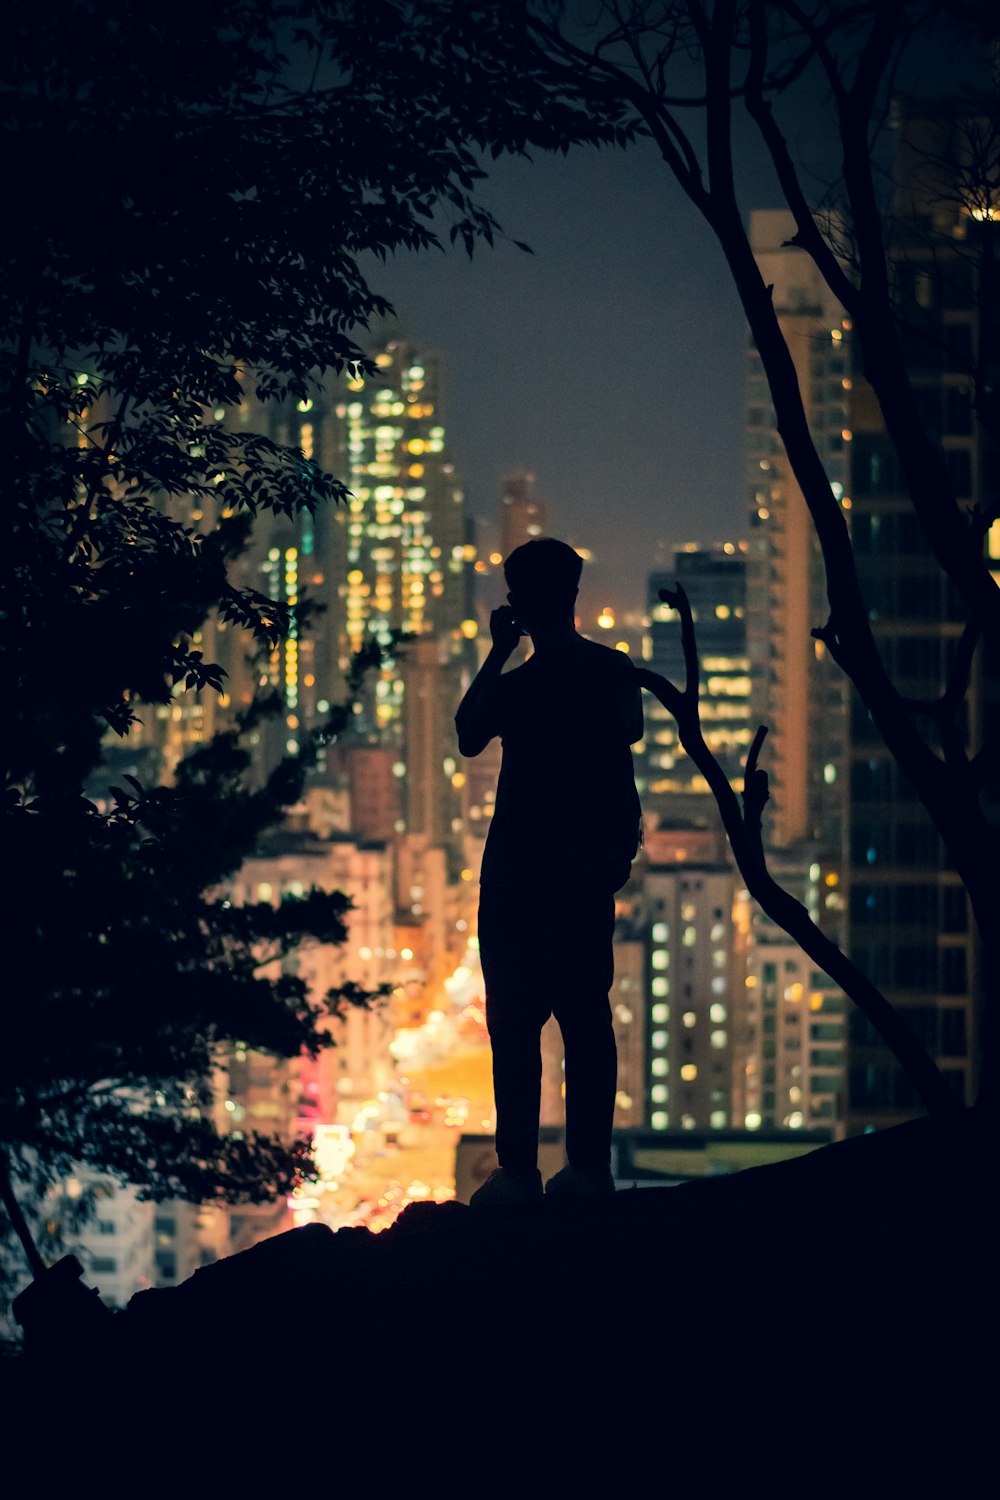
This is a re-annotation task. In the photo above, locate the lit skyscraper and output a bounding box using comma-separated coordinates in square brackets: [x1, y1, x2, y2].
[741, 212, 853, 1133]
[170, 343, 476, 868]
[640, 855, 742, 1132]
[335, 342, 473, 682]
[500, 470, 546, 555]
[746, 210, 850, 861]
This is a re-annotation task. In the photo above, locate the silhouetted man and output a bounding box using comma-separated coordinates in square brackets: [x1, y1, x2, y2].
[456, 539, 642, 1205]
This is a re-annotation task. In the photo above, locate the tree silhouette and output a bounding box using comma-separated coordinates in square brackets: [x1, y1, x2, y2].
[394, 0, 999, 1115]
[2, 0, 577, 1274]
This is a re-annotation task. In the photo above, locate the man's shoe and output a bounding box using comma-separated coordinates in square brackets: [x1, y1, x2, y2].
[469, 1167, 543, 1208]
[544, 1165, 615, 1199]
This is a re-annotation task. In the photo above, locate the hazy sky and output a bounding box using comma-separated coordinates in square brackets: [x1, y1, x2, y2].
[360, 25, 974, 622]
[371, 135, 757, 620]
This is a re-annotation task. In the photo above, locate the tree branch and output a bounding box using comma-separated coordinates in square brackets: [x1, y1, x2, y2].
[743, 0, 860, 315]
[637, 584, 962, 1120]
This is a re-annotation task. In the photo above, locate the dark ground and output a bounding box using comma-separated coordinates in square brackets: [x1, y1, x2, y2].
[3, 1114, 991, 1488]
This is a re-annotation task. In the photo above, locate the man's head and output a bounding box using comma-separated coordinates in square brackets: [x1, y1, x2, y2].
[504, 537, 582, 632]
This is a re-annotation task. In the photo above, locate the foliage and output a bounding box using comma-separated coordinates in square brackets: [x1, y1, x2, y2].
[3, 0, 595, 1238]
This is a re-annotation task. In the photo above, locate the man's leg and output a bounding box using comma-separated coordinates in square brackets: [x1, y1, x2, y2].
[486, 997, 547, 1171]
[479, 885, 550, 1173]
[552, 889, 617, 1173]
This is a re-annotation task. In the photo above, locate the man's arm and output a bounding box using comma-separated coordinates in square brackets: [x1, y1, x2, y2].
[455, 606, 521, 756]
[626, 668, 644, 745]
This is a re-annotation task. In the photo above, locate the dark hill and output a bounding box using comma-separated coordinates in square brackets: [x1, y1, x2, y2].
[4, 1114, 990, 1486]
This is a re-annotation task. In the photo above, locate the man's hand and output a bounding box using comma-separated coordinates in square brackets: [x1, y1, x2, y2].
[490, 605, 523, 660]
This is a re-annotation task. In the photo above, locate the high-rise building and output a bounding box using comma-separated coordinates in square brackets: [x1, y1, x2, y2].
[610, 921, 648, 1131]
[736, 216, 854, 1134]
[133, 340, 477, 811]
[842, 101, 987, 1126]
[500, 470, 546, 555]
[642, 545, 751, 824]
[736, 863, 847, 1132]
[335, 342, 473, 675]
[634, 848, 742, 1132]
[214, 343, 475, 761]
[746, 211, 850, 860]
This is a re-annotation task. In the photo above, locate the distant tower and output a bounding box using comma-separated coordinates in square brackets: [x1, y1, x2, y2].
[500, 471, 546, 556]
[337, 342, 472, 665]
[746, 210, 849, 859]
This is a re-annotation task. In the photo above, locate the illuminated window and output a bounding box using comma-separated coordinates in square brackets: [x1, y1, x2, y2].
[652, 922, 669, 942]
[651, 1111, 669, 1130]
[682, 1011, 696, 1029]
[651, 1084, 668, 1104]
[710, 1030, 727, 1049]
[680, 1064, 698, 1082]
[651, 1003, 669, 1023]
[651, 1030, 668, 1050]
[651, 1058, 668, 1077]
[652, 977, 669, 997]
[651, 950, 669, 970]
[709, 1004, 726, 1023]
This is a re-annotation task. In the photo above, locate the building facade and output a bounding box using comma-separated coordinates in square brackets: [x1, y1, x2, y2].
[842, 102, 988, 1123]
[642, 545, 752, 824]
[746, 210, 850, 861]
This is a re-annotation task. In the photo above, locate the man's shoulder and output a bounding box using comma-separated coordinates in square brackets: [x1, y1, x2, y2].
[575, 635, 638, 675]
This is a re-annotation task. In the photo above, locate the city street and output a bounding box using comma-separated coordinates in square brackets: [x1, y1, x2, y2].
[290, 1034, 495, 1234]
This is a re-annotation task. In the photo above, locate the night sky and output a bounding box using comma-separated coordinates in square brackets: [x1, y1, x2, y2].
[362, 33, 973, 622]
[372, 135, 758, 621]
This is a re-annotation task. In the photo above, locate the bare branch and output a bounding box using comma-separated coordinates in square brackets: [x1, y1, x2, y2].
[743, 0, 860, 315]
[637, 585, 962, 1120]
[525, 9, 710, 202]
[771, 0, 849, 107]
